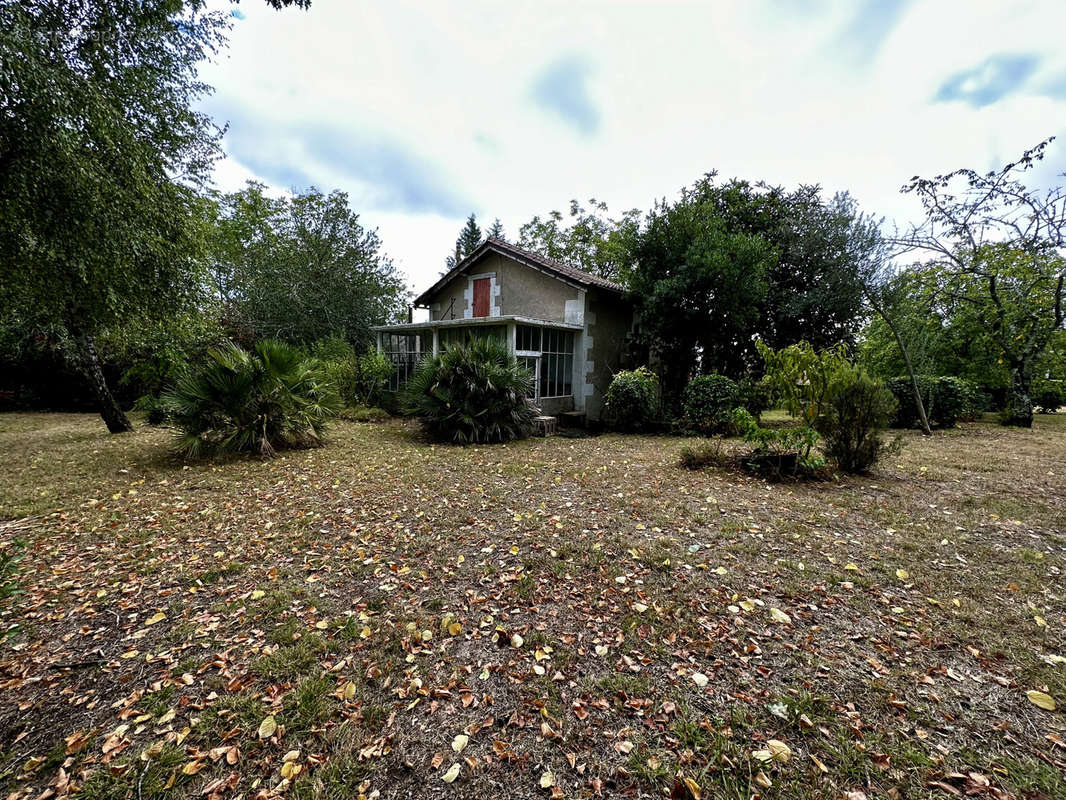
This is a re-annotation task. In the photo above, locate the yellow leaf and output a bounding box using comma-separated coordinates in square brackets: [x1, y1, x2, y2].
[448, 622, 462, 636]
[683, 776, 701, 799]
[342, 682, 357, 701]
[1035, 615, 1047, 628]
[452, 734, 469, 752]
[145, 612, 166, 626]
[315, 620, 328, 630]
[692, 671, 709, 688]
[767, 739, 791, 762]
[845, 563, 859, 572]
[539, 770, 555, 788]
[769, 608, 791, 625]
[258, 716, 277, 739]
[441, 763, 461, 783]
[895, 568, 909, 580]
[250, 589, 265, 600]
[1026, 690, 1056, 710]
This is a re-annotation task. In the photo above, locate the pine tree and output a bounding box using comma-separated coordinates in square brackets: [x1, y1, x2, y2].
[486, 218, 505, 241]
[444, 214, 484, 271]
[456, 214, 483, 258]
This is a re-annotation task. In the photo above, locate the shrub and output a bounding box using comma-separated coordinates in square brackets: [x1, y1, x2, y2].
[815, 368, 898, 474]
[133, 393, 173, 426]
[678, 440, 729, 470]
[351, 349, 392, 408]
[402, 337, 536, 444]
[737, 375, 774, 419]
[1034, 383, 1064, 414]
[931, 376, 971, 427]
[731, 407, 822, 477]
[757, 340, 852, 426]
[164, 339, 341, 458]
[603, 367, 660, 431]
[338, 405, 390, 422]
[311, 336, 358, 405]
[681, 374, 738, 433]
[886, 375, 977, 428]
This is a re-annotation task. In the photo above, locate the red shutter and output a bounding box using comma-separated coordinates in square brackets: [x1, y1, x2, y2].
[473, 278, 490, 317]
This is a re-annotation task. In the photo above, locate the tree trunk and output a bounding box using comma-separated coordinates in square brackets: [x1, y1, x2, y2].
[71, 329, 133, 433]
[1003, 367, 1034, 428]
[878, 305, 933, 435]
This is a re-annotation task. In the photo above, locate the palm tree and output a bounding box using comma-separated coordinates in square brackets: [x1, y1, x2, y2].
[164, 340, 341, 457]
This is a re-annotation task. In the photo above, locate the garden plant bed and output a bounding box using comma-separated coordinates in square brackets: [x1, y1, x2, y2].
[0, 412, 1064, 800]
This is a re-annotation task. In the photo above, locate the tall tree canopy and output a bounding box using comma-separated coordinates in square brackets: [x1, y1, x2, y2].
[208, 183, 408, 349]
[518, 199, 640, 283]
[893, 138, 1066, 426]
[629, 201, 775, 402]
[444, 214, 485, 271]
[0, 0, 305, 432]
[626, 175, 872, 401]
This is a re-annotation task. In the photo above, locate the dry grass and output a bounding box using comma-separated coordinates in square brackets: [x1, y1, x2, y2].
[0, 411, 1063, 800]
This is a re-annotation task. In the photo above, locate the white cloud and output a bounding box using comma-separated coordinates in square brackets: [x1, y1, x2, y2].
[201, 0, 1066, 295]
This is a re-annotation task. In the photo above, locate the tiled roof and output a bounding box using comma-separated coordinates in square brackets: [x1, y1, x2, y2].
[413, 237, 624, 306]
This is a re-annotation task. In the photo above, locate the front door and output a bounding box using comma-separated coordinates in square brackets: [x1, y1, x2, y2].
[472, 278, 490, 317]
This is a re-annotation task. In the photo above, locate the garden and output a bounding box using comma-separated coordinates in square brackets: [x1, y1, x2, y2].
[0, 350, 1064, 799]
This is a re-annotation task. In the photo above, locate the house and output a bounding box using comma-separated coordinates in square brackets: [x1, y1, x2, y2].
[372, 238, 633, 420]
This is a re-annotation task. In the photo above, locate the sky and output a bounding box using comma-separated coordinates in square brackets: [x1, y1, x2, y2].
[202, 0, 1066, 296]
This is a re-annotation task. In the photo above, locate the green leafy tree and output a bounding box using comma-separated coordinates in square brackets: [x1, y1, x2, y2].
[756, 339, 852, 427]
[0, 0, 309, 433]
[895, 138, 1066, 426]
[679, 176, 869, 351]
[208, 183, 408, 348]
[628, 194, 775, 404]
[518, 199, 640, 283]
[0, 0, 231, 432]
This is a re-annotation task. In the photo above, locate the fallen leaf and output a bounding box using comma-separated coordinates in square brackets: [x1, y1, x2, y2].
[1026, 690, 1056, 710]
[441, 763, 461, 783]
[769, 608, 791, 625]
[258, 716, 277, 739]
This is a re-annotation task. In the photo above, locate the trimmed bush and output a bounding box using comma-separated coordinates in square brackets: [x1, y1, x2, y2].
[737, 375, 773, 419]
[165, 340, 341, 458]
[815, 368, 898, 474]
[886, 375, 977, 428]
[403, 337, 536, 444]
[681, 374, 738, 433]
[603, 367, 660, 431]
[1034, 384, 1064, 414]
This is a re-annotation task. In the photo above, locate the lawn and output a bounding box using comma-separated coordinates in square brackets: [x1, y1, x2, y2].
[0, 412, 1064, 800]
